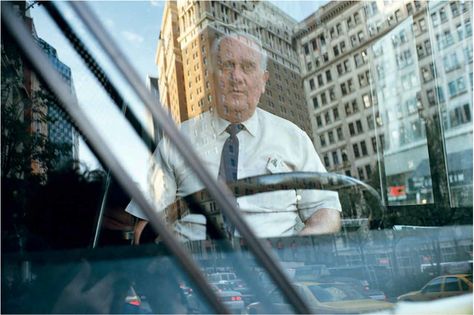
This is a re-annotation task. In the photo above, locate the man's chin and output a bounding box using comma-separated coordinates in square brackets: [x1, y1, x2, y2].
[219, 104, 255, 123]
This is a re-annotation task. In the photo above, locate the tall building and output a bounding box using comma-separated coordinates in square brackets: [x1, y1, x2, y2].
[1, 1, 79, 178]
[37, 38, 79, 167]
[294, 0, 472, 207]
[156, 0, 313, 137]
[156, 1, 189, 123]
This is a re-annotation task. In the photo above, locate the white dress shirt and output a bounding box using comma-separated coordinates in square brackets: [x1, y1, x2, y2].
[126, 108, 341, 240]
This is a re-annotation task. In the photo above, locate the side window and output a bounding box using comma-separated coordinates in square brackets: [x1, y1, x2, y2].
[423, 278, 443, 293]
[443, 277, 461, 291]
[269, 289, 285, 303]
[460, 279, 470, 291]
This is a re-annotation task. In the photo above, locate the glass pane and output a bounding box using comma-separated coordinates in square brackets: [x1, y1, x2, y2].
[427, 1, 473, 207]
[444, 277, 461, 292]
[369, 15, 433, 206]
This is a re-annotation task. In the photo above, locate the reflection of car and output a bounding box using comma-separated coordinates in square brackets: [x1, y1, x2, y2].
[207, 272, 238, 283]
[397, 274, 473, 302]
[212, 280, 255, 305]
[317, 276, 387, 301]
[211, 284, 245, 314]
[247, 281, 393, 314]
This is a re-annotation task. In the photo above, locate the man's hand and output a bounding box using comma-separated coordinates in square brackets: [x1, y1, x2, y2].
[299, 208, 341, 236]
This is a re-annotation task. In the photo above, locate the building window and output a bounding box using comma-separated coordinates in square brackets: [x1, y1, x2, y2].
[371, 136, 377, 152]
[337, 64, 343, 75]
[343, 59, 350, 72]
[309, 78, 315, 90]
[450, 2, 460, 16]
[448, 77, 467, 97]
[320, 135, 327, 147]
[356, 120, 363, 133]
[354, 53, 363, 67]
[439, 7, 447, 23]
[321, 92, 327, 105]
[365, 164, 372, 178]
[324, 111, 331, 124]
[332, 151, 339, 165]
[450, 104, 472, 127]
[340, 41, 346, 53]
[337, 127, 343, 141]
[318, 74, 324, 86]
[358, 167, 365, 180]
[353, 143, 360, 158]
[360, 140, 368, 155]
[316, 115, 322, 127]
[303, 43, 310, 55]
[354, 12, 361, 24]
[419, 17, 427, 32]
[326, 70, 332, 82]
[307, 62, 312, 71]
[367, 115, 375, 129]
[328, 87, 335, 101]
[349, 122, 355, 136]
[333, 108, 339, 120]
[312, 97, 319, 109]
[362, 94, 372, 108]
[323, 154, 330, 167]
[328, 130, 335, 144]
[340, 83, 347, 96]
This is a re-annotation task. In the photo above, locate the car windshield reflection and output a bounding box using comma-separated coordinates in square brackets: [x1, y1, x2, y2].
[1, 0, 472, 314]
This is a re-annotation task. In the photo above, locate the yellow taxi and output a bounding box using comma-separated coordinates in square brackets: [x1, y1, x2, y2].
[398, 274, 473, 302]
[247, 281, 393, 314]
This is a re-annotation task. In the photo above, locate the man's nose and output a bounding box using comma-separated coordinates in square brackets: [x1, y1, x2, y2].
[229, 65, 245, 82]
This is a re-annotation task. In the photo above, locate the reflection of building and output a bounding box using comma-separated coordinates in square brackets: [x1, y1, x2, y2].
[156, 0, 313, 136]
[37, 38, 79, 167]
[2, 2, 78, 177]
[294, 0, 472, 207]
[146, 75, 162, 143]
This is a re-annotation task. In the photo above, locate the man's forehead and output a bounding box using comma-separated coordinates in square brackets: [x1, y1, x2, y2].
[219, 36, 261, 59]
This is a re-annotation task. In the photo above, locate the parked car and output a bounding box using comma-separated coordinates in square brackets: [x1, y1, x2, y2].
[211, 284, 245, 314]
[397, 274, 473, 302]
[247, 281, 393, 314]
[207, 272, 238, 283]
[317, 276, 387, 301]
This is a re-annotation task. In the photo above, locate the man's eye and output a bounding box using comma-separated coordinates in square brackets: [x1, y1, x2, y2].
[221, 61, 234, 70]
[241, 62, 256, 73]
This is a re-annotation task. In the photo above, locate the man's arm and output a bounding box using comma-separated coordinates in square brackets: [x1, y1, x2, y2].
[299, 208, 341, 236]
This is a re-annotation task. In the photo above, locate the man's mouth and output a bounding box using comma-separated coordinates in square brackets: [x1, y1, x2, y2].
[230, 90, 246, 95]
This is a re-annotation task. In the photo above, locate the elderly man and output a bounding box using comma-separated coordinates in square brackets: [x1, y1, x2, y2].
[127, 32, 341, 241]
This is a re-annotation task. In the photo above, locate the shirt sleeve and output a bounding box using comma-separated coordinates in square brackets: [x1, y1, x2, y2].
[125, 137, 177, 220]
[296, 131, 342, 222]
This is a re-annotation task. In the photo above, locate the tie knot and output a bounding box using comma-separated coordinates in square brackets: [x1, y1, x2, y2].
[226, 124, 243, 137]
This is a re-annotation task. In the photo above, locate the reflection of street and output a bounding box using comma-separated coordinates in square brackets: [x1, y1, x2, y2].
[188, 225, 472, 301]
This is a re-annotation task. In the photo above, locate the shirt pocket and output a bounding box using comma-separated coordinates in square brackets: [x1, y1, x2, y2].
[265, 156, 293, 174]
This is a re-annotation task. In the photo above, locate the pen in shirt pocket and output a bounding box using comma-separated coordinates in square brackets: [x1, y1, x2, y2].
[266, 157, 292, 173]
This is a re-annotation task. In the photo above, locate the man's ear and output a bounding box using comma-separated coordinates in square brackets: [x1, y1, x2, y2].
[262, 71, 269, 92]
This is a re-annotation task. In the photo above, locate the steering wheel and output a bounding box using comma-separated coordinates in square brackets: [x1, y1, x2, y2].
[153, 172, 386, 241]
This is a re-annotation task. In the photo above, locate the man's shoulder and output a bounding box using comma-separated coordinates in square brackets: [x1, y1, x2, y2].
[257, 108, 306, 135]
[179, 111, 213, 132]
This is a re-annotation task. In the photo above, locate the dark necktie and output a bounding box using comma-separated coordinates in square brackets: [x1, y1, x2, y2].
[218, 123, 243, 239]
[218, 124, 244, 182]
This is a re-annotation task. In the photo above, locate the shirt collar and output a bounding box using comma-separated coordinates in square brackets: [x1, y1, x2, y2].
[213, 108, 259, 137]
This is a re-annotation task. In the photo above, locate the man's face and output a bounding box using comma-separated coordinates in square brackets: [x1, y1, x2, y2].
[215, 36, 269, 123]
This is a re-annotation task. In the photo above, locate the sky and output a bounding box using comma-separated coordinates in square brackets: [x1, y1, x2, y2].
[29, 0, 326, 192]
